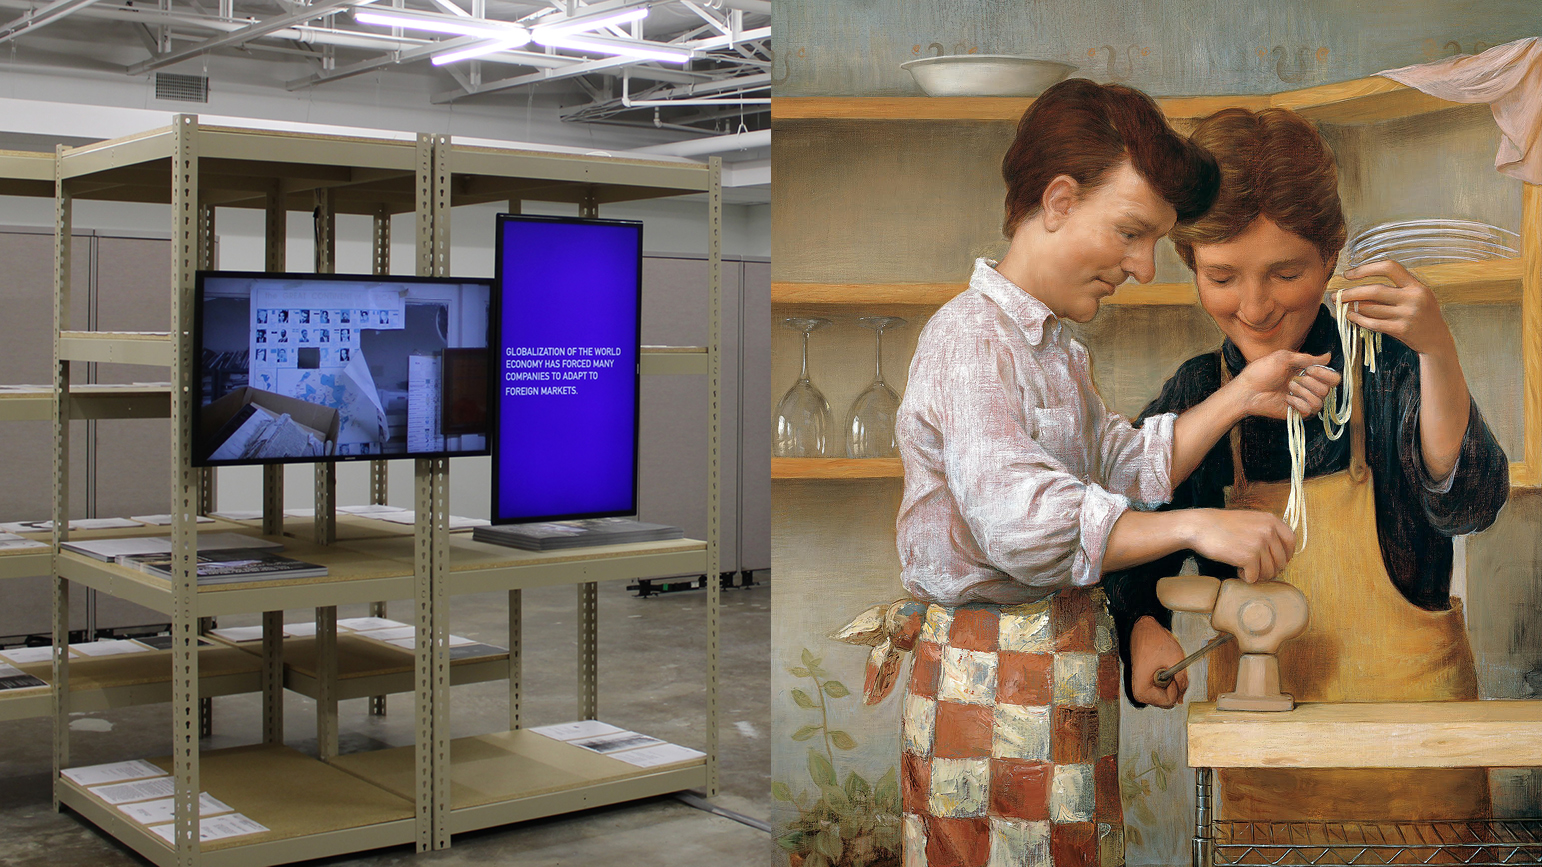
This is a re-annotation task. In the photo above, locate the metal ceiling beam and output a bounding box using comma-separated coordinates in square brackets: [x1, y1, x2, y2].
[0, 0, 105, 45]
[433, 20, 768, 103]
[125, 0, 369, 75]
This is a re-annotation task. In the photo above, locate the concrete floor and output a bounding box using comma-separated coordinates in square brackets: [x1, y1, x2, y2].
[0, 576, 772, 866]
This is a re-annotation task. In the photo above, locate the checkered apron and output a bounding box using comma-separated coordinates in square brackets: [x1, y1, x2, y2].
[900, 588, 1123, 867]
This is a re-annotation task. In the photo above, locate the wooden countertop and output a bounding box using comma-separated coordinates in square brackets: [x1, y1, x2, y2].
[1187, 701, 1542, 769]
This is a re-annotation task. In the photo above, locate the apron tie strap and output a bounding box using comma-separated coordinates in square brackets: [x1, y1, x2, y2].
[830, 599, 928, 705]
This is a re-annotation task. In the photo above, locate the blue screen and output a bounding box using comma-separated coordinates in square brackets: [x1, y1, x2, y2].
[493, 217, 642, 523]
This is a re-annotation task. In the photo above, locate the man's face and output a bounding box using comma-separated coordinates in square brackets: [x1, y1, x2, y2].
[1039, 161, 1177, 323]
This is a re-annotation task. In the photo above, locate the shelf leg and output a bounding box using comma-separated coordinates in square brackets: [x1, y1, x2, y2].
[1194, 767, 1215, 867]
[578, 582, 597, 720]
[198, 467, 216, 516]
[316, 605, 338, 760]
[265, 178, 285, 273]
[262, 464, 283, 537]
[170, 112, 202, 866]
[509, 589, 521, 731]
[414, 456, 450, 852]
[262, 610, 284, 745]
[51, 145, 73, 807]
[314, 462, 335, 546]
[369, 599, 388, 717]
[706, 155, 723, 798]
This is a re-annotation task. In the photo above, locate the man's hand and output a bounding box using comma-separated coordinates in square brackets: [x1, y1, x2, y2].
[1130, 615, 1187, 707]
[1226, 350, 1340, 421]
[1182, 508, 1295, 583]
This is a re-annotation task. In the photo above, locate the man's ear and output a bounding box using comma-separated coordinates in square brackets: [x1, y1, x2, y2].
[1041, 175, 1079, 232]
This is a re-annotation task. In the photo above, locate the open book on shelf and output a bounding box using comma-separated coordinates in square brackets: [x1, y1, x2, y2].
[115, 549, 327, 585]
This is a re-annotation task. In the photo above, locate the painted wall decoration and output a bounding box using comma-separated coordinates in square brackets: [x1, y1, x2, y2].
[771, 3, 1542, 865]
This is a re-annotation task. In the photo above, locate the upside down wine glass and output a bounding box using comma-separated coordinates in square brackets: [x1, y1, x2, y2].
[845, 316, 907, 458]
[774, 317, 833, 457]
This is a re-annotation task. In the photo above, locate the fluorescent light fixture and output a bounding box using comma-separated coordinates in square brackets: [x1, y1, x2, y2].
[354, 9, 528, 44]
[535, 34, 691, 63]
[431, 37, 527, 65]
[532, 7, 649, 39]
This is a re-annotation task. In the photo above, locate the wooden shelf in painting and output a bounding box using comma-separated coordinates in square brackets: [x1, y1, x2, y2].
[771, 76, 1460, 124]
[774, 258, 1526, 309]
[772, 282, 1199, 307]
[772, 457, 902, 479]
[1329, 257, 1525, 304]
[1186, 700, 1542, 769]
[57, 744, 415, 866]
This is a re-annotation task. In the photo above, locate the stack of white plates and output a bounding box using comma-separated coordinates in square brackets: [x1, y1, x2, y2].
[1346, 219, 1519, 268]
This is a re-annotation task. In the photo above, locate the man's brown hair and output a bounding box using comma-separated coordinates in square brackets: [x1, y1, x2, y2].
[1169, 107, 1346, 269]
[1001, 78, 1219, 238]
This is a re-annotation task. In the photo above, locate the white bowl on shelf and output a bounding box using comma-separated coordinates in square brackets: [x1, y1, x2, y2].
[900, 55, 1077, 98]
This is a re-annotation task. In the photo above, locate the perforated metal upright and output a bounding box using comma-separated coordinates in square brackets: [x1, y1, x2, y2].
[413, 132, 453, 852]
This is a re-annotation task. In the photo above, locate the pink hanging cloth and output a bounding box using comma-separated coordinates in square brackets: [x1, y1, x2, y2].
[1378, 36, 1542, 183]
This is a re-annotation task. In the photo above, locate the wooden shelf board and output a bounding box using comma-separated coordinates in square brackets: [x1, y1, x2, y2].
[210, 632, 508, 701]
[60, 744, 415, 866]
[772, 457, 902, 479]
[58, 332, 173, 367]
[1269, 76, 1462, 124]
[1186, 700, 1542, 769]
[0, 384, 173, 422]
[0, 645, 262, 722]
[329, 728, 706, 833]
[771, 77, 1460, 124]
[54, 525, 707, 616]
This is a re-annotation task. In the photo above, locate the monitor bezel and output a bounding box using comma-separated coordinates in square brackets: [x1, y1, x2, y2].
[490, 214, 645, 525]
[191, 269, 497, 468]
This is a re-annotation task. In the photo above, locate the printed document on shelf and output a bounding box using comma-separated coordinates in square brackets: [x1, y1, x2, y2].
[91, 777, 177, 805]
[118, 793, 232, 825]
[70, 639, 152, 658]
[610, 744, 706, 768]
[0, 645, 67, 665]
[150, 812, 269, 844]
[529, 720, 625, 742]
[62, 760, 167, 787]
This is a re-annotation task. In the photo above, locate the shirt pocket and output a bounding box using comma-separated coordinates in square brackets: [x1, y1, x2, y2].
[1029, 406, 1086, 477]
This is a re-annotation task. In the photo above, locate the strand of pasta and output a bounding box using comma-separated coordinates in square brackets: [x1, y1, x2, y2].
[1321, 290, 1381, 441]
[1284, 405, 1309, 551]
[1282, 290, 1381, 550]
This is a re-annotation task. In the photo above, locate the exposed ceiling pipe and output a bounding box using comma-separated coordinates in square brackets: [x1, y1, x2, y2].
[717, 0, 770, 15]
[629, 127, 768, 156]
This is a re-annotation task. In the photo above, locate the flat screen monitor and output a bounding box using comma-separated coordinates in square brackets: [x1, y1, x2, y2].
[493, 215, 642, 524]
[193, 271, 494, 467]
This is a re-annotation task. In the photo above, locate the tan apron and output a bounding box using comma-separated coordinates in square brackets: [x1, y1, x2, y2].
[1208, 357, 1488, 821]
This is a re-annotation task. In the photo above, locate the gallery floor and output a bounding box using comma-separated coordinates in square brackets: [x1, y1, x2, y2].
[0, 576, 772, 866]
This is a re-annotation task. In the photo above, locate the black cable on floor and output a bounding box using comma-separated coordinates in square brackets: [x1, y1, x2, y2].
[673, 792, 772, 833]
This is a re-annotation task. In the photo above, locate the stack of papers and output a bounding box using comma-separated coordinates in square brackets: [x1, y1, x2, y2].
[62, 532, 283, 563]
[1, 518, 144, 533]
[473, 518, 682, 551]
[0, 532, 47, 551]
[62, 761, 268, 842]
[530, 720, 705, 768]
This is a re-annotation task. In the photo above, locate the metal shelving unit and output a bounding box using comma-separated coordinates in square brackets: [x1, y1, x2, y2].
[40, 117, 722, 866]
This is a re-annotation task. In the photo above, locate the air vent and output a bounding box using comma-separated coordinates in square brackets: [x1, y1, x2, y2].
[155, 73, 209, 103]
